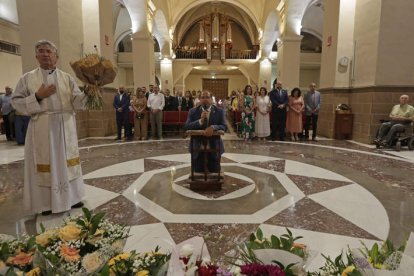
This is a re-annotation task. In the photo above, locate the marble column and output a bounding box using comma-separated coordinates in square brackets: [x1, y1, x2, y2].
[259, 58, 272, 91]
[132, 31, 156, 88]
[276, 34, 302, 91]
[318, 0, 356, 139]
[319, 0, 356, 89]
[160, 58, 173, 91]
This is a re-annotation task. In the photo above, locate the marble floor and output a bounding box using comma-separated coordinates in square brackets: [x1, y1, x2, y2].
[0, 135, 413, 272]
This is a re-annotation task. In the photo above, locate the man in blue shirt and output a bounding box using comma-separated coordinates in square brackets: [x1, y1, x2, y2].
[304, 82, 321, 141]
[0, 86, 14, 141]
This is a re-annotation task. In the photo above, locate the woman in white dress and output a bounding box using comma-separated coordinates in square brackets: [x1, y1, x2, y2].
[255, 87, 271, 140]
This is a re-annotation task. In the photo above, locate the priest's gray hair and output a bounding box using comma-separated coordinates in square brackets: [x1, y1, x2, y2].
[35, 40, 58, 54]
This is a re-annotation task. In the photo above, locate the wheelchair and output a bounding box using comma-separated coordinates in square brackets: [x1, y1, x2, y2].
[374, 120, 414, 151]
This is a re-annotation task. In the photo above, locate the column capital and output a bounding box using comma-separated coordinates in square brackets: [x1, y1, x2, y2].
[277, 34, 303, 47]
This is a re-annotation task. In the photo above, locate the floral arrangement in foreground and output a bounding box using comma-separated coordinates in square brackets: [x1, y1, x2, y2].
[70, 54, 117, 110]
[97, 246, 171, 276]
[0, 234, 39, 275]
[309, 250, 363, 276]
[357, 239, 405, 270]
[178, 243, 230, 276]
[33, 208, 129, 275]
[230, 228, 309, 275]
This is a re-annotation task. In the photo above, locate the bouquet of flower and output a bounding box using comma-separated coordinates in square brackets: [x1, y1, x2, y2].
[0, 234, 40, 275]
[230, 228, 310, 276]
[350, 236, 414, 275]
[70, 54, 117, 110]
[177, 243, 230, 276]
[97, 246, 171, 276]
[33, 208, 129, 275]
[309, 250, 363, 276]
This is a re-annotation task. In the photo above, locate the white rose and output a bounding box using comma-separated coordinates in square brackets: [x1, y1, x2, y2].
[82, 252, 103, 273]
[180, 244, 194, 257]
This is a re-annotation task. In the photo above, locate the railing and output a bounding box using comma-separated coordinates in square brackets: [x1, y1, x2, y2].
[175, 49, 207, 59]
[229, 50, 257, 59]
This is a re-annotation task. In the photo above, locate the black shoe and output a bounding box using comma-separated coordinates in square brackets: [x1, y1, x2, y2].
[41, 210, 52, 216]
[71, 202, 84, 209]
[114, 137, 122, 141]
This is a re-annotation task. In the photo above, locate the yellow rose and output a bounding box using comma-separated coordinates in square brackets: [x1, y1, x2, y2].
[26, 267, 41, 276]
[108, 252, 130, 266]
[82, 252, 103, 273]
[59, 224, 82, 241]
[341, 265, 355, 276]
[35, 229, 56, 246]
[136, 270, 149, 276]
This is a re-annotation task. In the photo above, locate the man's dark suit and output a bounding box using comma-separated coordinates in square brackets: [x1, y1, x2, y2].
[165, 95, 178, 111]
[184, 105, 227, 172]
[176, 96, 187, 111]
[113, 93, 131, 139]
[269, 88, 289, 140]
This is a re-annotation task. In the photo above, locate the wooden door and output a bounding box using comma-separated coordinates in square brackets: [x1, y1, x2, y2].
[202, 78, 228, 102]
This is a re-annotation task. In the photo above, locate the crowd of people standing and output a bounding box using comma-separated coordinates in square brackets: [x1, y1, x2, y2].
[113, 85, 204, 141]
[228, 80, 321, 142]
[112, 81, 321, 142]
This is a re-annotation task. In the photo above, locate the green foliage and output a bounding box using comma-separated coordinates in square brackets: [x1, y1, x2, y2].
[308, 250, 363, 276]
[359, 239, 406, 270]
[245, 228, 306, 258]
[75, 207, 106, 235]
[229, 228, 305, 275]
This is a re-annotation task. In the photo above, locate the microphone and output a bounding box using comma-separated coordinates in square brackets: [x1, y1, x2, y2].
[201, 104, 209, 126]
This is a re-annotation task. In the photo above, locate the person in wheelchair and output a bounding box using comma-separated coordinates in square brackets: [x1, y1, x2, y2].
[374, 94, 414, 146]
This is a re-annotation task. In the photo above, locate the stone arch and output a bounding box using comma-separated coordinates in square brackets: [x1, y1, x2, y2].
[261, 10, 280, 58]
[122, 0, 147, 33]
[153, 9, 171, 56]
[115, 31, 160, 52]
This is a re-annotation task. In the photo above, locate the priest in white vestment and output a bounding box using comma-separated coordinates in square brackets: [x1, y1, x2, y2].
[12, 40, 86, 215]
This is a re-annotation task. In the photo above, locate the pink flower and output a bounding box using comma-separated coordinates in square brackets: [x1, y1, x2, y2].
[240, 263, 285, 276]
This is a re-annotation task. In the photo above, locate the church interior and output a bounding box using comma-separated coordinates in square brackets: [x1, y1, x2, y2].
[1, 0, 414, 274]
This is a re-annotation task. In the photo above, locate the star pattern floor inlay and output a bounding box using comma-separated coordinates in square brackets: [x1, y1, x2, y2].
[1, 138, 413, 272]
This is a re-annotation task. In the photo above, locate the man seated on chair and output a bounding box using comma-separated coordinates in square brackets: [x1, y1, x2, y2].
[184, 90, 227, 173]
[375, 94, 414, 145]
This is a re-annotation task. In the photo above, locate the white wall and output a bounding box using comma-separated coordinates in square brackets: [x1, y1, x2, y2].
[0, 20, 22, 89]
[299, 68, 320, 91]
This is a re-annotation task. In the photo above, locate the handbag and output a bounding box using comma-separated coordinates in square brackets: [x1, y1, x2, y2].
[135, 113, 145, 119]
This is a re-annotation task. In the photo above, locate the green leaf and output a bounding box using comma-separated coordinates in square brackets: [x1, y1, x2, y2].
[249, 233, 256, 242]
[286, 227, 293, 237]
[371, 243, 379, 263]
[77, 218, 87, 228]
[5, 267, 19, 276]
[82, 207, 92, 221]
[98, 264, 110, 276]
[271, 235, 280, 249]
[256, 228, 263, 240]
[40, 223, 46, 233]
[90, 212, 105, 234]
